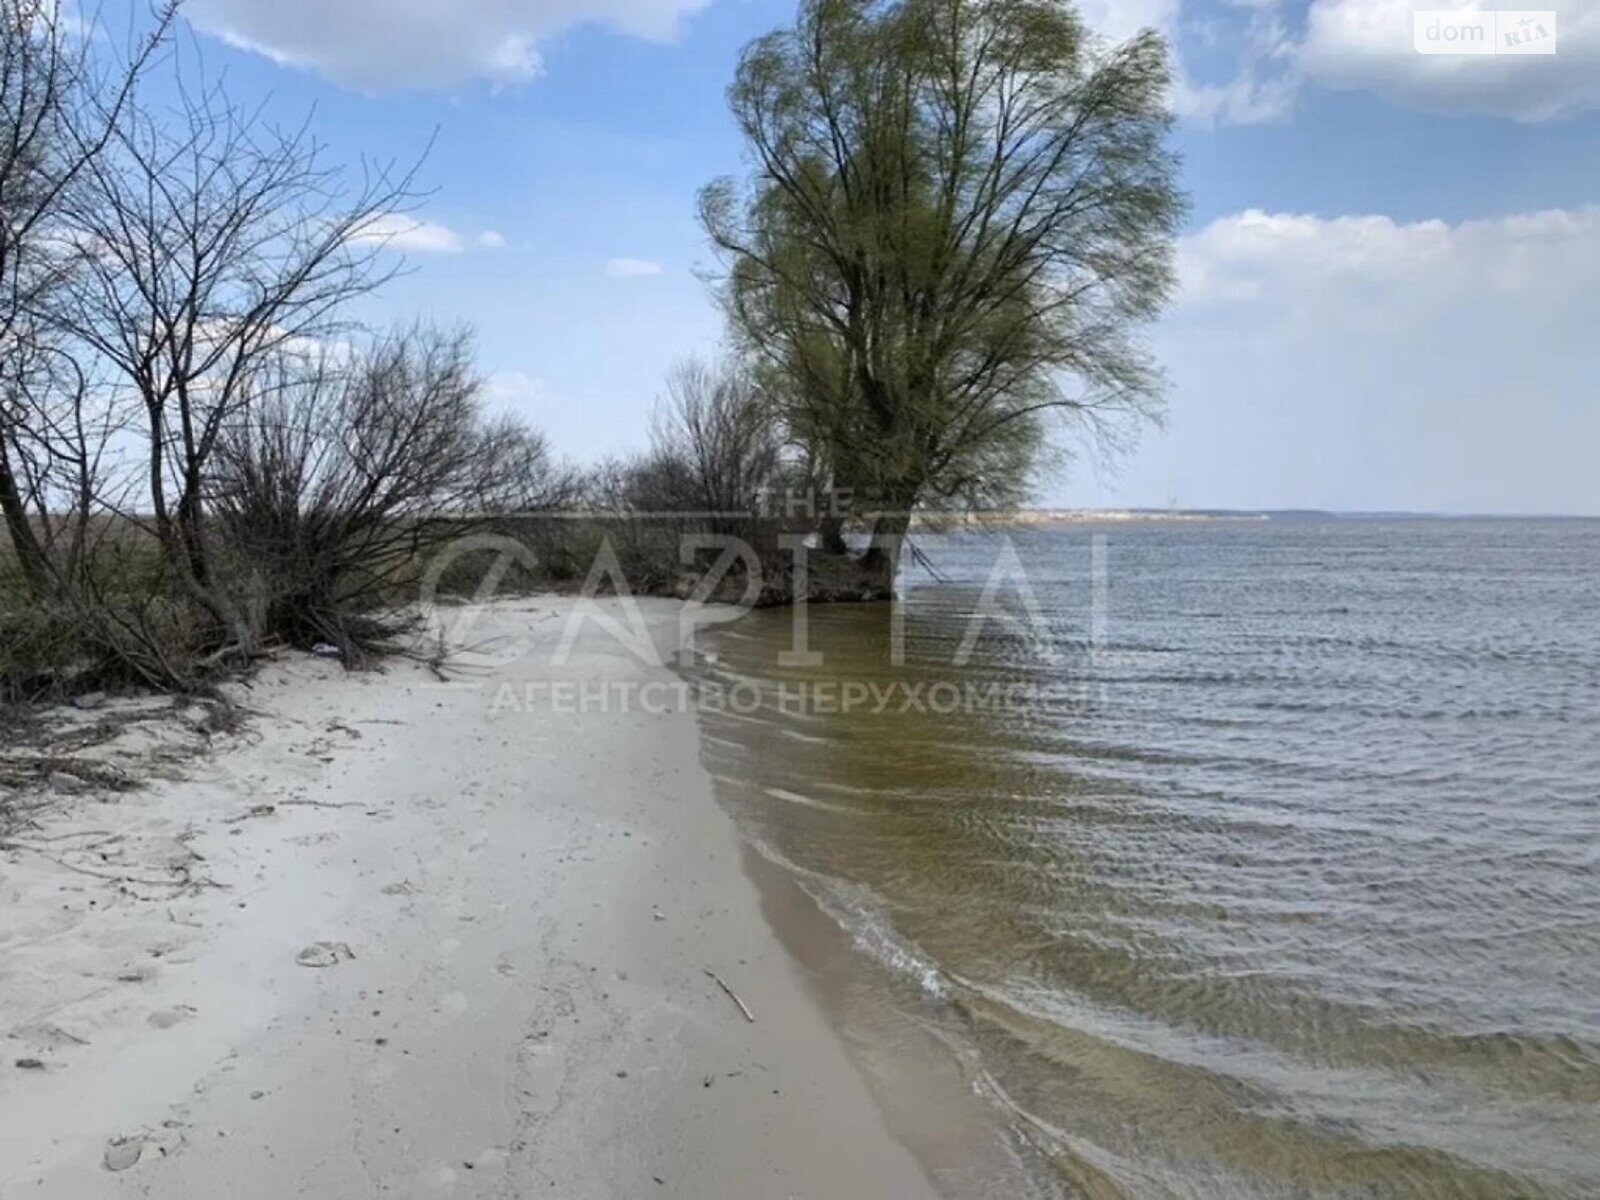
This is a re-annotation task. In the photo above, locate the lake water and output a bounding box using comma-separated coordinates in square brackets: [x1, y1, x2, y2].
[693, 518, 1600, 1198]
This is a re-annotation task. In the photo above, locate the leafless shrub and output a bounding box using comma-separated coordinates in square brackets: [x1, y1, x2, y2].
[57, 66, 421, 650]
[557, 359, 797, 596]
[0, 1, 171, 604]
[0, 11, 590, 698]
[210, 326, 574, 658]
[652, 358, 782, 536]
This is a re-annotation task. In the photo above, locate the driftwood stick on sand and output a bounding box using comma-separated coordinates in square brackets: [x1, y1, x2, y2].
[704, 968, 755, 1023]
[0, 842, 189, 889]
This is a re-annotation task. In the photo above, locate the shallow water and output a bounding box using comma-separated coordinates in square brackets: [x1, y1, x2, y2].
[693, 518, 1600, 1198]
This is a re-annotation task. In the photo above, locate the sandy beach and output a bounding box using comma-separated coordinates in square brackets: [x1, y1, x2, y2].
[0, 597, 939, 1198]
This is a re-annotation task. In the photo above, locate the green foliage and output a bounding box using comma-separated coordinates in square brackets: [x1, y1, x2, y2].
[701, 0, 1186, 525]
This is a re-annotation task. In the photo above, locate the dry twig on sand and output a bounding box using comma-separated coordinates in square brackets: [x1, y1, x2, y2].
[0, 754, 138, 793]
[0, 841, 204, 891]
[704, 968, 754, 1023]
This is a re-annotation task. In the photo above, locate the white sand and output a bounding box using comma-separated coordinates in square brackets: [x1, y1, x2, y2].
[0, 598, 939, 1197]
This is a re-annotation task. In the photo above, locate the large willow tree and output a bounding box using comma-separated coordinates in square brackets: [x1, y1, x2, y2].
[700, 0, 1184, 582]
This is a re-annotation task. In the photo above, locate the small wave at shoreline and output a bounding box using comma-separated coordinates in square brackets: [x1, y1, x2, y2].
[686, 519, 1600, 1198]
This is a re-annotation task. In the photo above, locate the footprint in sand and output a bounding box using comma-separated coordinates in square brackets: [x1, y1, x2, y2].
[146, 1006, 195, 1029]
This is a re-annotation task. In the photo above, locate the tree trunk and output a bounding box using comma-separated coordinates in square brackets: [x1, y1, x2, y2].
[176, 483, 210, 587]
[859, 508, 911, 597]
[0, 438, 51, 599]
[819, 513, 849, 556]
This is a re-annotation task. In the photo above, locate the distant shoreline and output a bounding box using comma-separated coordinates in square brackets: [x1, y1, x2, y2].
[924, 508, 1270, 526]
[919, 508, 1600, 525]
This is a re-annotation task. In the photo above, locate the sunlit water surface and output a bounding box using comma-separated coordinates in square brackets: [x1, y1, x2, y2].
[693, 518, 1600, 1198]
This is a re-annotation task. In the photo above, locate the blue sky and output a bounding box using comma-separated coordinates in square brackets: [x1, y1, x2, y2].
[127, 0, 1600, 513]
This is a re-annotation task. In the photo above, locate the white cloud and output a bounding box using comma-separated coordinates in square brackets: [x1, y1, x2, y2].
[1173, 4, 1300, 125]
[352, 213, 510, 254]
[184, 0, 714, 90]
[1298, 0, 1600, 119]
[185, 0, 1599, 120]
[1125, 0, 1600, 124]
[1177, 205, 1600, 307]
[1174, 61, 1298, 125]
[353, 213, 467, 254]
[1132, 205, 1600, 513]
[604, 257, 663, 278]
[1075, 0, 1184, 44]
[484, 370, 553, 413]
